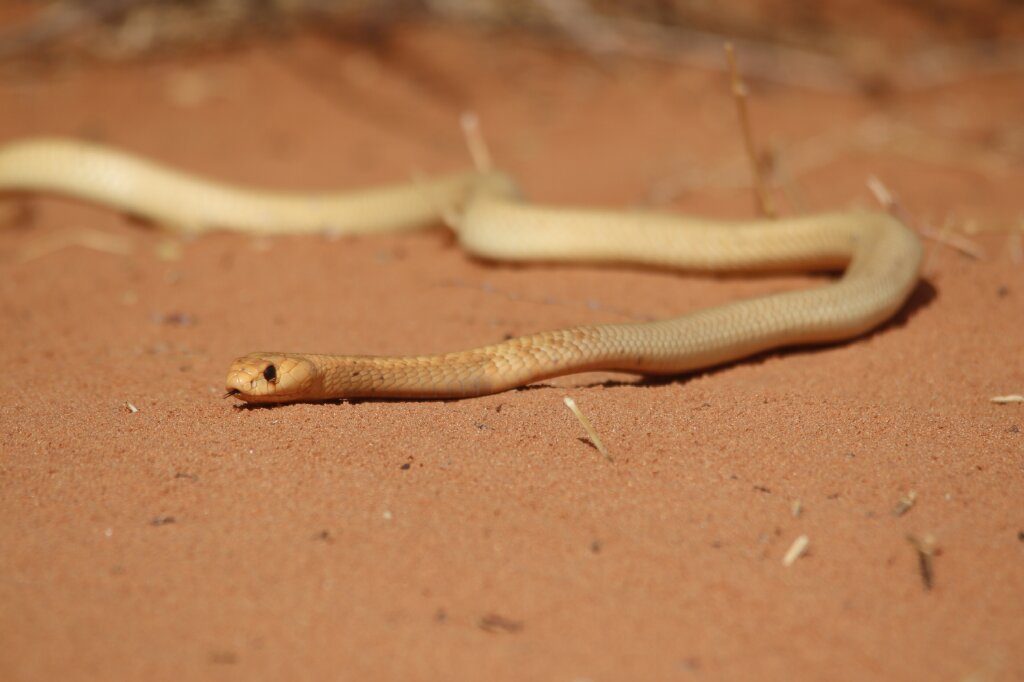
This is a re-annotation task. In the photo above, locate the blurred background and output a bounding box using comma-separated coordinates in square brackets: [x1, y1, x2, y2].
[1, 0, 1023, 92]
[2, 0, 1022, 229]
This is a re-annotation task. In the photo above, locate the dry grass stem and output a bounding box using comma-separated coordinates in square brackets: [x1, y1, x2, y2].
[17, 227, 133, 262]
[893, 490, 917, 517]
[782, 534, 809, 566]
[865, 174, 897, 209]
[650, 114, 1017, 207]
[459, 111, 493, 173]
[906, 533, 937, 590]
[917, 224, 986, 260]
[866, 175, 985, 261]
[724, 42, 776, 219]
[990, 394, 1024, 404]
[791, 499, 803, 518]
[563, 396, 611, 461]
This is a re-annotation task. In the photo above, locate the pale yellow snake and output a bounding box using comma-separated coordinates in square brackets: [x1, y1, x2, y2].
[0, 137, 922, 403]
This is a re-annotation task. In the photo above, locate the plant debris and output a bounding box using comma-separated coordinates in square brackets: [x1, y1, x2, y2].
[563, 396, 611, 461]
[906, 533, 938, 591]
[782, 534, 810, 566]
[893, 490, 918, 517]
[478, 613, 524, 634]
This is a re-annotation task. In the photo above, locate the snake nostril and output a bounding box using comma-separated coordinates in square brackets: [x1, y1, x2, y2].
[263, 364, 277, 383]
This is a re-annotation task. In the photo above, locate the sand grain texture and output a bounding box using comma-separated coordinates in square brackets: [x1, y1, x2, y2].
[1, 23, 1023, 682]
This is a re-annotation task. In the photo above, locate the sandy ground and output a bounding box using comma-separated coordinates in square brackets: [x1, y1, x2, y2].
[1, 21, 1023, 682]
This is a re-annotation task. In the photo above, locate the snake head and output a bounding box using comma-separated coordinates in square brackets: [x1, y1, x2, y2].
[224, 353, 321, 404]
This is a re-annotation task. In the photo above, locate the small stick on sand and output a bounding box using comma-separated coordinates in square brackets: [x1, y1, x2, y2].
[460, 111, 493, 174]
[724, 42, 776, 219]
[892, 490, 917, 516]
[865, 174, 897, 210]
[563, 396, 611, 461]
[124, 401, 139, 413]
[866, 175, 985, 260]
[782, 534, 809, 566]
[918, 223, 986, 260]
[906, 533, 937, 591]
[991, 394, 1024, 404]
[17, 226, 132, 262]
[791, 499, 803, 518]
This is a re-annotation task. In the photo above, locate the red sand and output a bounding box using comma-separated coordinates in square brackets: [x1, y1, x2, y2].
[1, 24, 1023, 682]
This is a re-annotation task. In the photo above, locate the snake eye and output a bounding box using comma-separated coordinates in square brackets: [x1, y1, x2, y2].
[263, 364, 277, 383]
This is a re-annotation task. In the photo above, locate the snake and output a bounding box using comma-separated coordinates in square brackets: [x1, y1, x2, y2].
[0, 137, 922, 404]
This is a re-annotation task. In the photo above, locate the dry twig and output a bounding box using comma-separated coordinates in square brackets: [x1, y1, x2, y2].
[649, 114, 1018, 207]
[906, 533, 937, 591]
[564, 396, 611, 461]
[782, 534, 809, 566]
[917, 223, 986, 261]
[866, 175, 985, 261]
[459, 110, 493, 173]
[725, 42, 776, 219]
[16, 227, 133, 262]
[892, 490, 917, 517]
